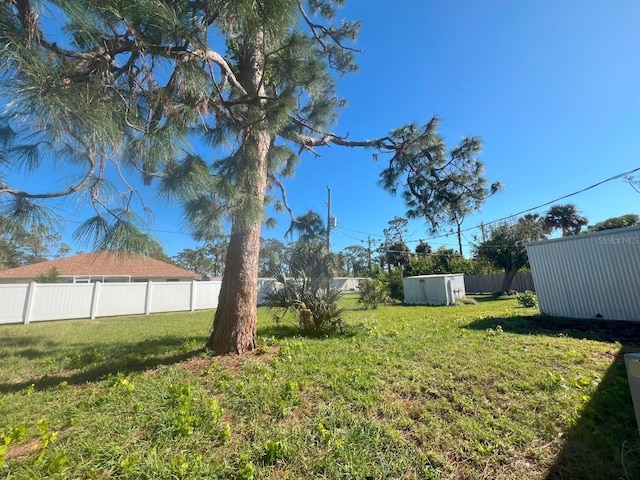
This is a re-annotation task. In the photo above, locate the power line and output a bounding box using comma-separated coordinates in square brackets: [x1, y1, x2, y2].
[336, 166, 640, 245]
[48, 166, 640, 247]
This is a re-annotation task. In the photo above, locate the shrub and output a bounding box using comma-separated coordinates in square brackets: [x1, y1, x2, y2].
[263, 274, 345, 333]
[517, 290, 538, 308]
[379, 270, 404, 301]
[358, 279, 391, 309]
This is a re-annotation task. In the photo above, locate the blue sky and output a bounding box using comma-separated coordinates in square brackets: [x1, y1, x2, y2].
[6, 0, 640, 258]
[273, 0, 640, 257]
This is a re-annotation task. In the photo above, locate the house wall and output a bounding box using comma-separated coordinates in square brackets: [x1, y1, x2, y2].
[0, 280, 223, 325]
[332, 277, 366, 291]
[526, 226, 640, 321]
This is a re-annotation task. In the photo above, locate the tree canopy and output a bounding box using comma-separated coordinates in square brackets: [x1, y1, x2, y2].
[542, 204, 588, 237]
[588, 214, 640, 232]
[0, 1, 490, 354]
[378, 117, 501, 253]
[474, 215, 546, 292]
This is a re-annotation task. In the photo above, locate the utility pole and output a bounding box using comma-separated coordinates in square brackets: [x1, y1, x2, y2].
[326, 186, 331, 251]
[367, 236, 372, 271]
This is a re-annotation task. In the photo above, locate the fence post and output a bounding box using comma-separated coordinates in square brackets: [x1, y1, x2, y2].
[90, 282, 101, 320]
[22, 282, 37, 325]
[190, 280, 197, 311]
[145, 281, 153, 315]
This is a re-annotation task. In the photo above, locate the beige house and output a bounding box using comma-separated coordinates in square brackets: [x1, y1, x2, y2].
[0, 251, 198, 284]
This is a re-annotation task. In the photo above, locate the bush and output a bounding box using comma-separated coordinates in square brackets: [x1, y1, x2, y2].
[358, 279, 391, 309]
[379, 270, 404, 301]
[517, 290, 538, 308]
[263, 275, 345, 333]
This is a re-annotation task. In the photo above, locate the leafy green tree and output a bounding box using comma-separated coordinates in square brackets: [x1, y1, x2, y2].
[542, 204, 588, 237]
[0, 1, 483, 354]
[35, 266, 60, 283]
[174, 237, 228, 280]
[474, 216, 546, 292]
[259, 238, 287, 277]
[415, 240, 432, 256]
[0, 222, 70, 267]
[380, 217, 410, 273]
[385, 241, 411, 272]
[587, 214, 640, 232]
[378, 118, 501, 253]
[339, 245, 369, 276]
[285, 239, 337, 283]
[431, 246, 460, 274]
[0, 231, 24, 270]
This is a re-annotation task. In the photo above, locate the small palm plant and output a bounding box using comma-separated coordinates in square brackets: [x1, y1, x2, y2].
[357, 279, 391, 309]
[264, 272, 344, 333]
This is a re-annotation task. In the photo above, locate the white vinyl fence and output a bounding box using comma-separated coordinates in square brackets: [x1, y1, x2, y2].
[0, 280, 222, 325]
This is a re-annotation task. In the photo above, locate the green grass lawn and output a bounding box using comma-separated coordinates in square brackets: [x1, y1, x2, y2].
[1, 295, 639, 479]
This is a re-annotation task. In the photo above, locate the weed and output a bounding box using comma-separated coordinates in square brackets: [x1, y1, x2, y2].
[517, 290, 538, 308]
[36, 419, 58, 461]
[262, 439, 288, 465]
[236, 453, 256, 480]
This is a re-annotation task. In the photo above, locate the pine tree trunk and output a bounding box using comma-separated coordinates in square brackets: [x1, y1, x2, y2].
[206, 225, 261, 354]
[205, 30, 269, 355]
[206, 127, 270, 354]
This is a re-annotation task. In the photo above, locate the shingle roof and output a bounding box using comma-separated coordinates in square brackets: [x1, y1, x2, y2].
[0, 251, 198, 279]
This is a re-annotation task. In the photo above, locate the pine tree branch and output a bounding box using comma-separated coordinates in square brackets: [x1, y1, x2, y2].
[0, 152, 97, 199]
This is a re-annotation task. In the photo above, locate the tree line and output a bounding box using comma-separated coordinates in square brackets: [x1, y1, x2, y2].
[171, 207, 638, 295]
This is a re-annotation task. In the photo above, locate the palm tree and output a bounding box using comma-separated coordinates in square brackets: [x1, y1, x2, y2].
[285, 210, 326, 242]
[543, 204, 588, 237]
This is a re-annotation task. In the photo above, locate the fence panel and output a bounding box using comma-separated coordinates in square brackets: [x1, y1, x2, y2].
[30, 284, 95, 322]
[464, 272, 534, 294]
[149, 282, 192, 313]
[0, 279, 220, 325]
[194, 281, 222, 310]
[95, 283, 149, 317]
[0, 284, 29, 324]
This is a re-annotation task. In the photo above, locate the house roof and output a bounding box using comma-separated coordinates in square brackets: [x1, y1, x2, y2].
[0, 251, 198, 279]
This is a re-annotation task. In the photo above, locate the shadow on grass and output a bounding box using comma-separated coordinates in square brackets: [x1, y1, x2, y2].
[466, 314, 640, 479]
[0, 335, 206, 395]
[472, 294, 518, 303]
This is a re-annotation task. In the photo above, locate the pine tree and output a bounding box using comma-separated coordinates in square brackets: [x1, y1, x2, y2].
[1, 1, 488, 354]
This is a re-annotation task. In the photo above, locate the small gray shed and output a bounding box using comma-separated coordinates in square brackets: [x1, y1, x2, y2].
[403, 274, 466, 306]
[526, 226, 640, 321]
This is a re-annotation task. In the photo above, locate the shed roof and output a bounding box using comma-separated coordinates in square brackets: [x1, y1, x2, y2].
[0, 251, 198, 279]
[526, 225, 640, 247]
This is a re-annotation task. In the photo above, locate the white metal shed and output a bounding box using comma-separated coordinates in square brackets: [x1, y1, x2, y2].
[526, 226, 640, 321]
[403, 274, 466, 306]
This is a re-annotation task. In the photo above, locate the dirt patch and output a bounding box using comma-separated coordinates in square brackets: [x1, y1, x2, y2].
[5, 437, 41, 461]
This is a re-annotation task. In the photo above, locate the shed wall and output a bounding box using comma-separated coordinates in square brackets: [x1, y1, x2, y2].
[403, 274, 465, 305]
[526, 226, 640, 321]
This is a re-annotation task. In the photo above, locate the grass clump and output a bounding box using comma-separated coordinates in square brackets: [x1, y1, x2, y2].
[454, 296, 478, 306]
